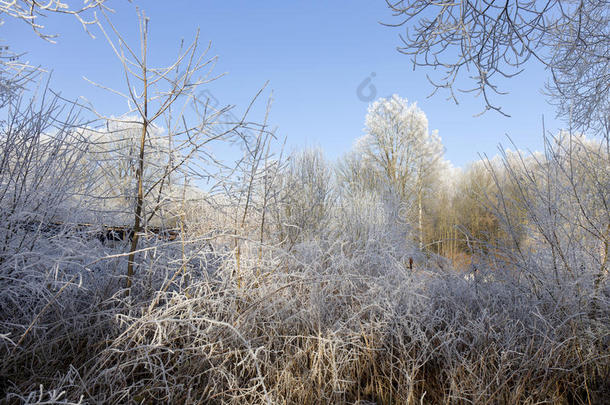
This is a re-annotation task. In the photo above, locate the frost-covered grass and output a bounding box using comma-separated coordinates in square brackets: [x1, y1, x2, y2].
[1, 229, 608, 404]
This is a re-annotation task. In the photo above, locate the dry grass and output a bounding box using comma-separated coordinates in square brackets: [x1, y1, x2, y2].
[1, 236, 608, 404]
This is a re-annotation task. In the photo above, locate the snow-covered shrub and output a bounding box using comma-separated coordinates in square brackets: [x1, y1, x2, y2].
[483, 133, 609, 313]
[0, 90, 90, 261]
[5, 243, 603, 404]
[273, 148, 334, 247]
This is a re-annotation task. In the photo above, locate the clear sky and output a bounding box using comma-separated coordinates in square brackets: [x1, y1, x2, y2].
[3, 0, 563, 168]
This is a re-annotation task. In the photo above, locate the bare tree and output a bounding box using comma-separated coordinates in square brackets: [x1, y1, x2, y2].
[87, 10, 270, 292]
[384, 0, 609, 133]
[0, 1, 110, 108]
[479, 131, 609, 309]
[546, 1, 610, 137]
[0, 0, 109, 41]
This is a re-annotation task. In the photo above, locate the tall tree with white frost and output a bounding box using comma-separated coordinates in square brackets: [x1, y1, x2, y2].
[359, 95, 444, 250]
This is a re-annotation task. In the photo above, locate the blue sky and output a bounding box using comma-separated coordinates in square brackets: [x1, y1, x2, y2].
[3, 0, 562, 168]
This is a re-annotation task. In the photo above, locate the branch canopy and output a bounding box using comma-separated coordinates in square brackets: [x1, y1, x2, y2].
[385, 0, 610, 134]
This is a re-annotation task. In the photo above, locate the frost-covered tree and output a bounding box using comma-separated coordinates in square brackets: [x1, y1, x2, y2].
[0, 0, 109, 40]
[0, 87, 89, 263]
[275, 148, 334, 246]
[384, 0, 609, 134]
[422, 163, 461, 258]
[0, 0, 109, 107]
[356, 95, 444, 249]
[336, 140, 384, 198]
[79, 119, 182, 226]
[335, 142, 411, 256]
[89, 11, 265, 291]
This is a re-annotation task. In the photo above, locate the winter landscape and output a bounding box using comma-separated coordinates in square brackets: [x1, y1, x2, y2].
[0, 1, 608, 404]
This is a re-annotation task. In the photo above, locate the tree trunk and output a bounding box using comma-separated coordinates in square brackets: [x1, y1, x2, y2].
[126, 19, 148, 293]
[418, 188, 424, 251]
